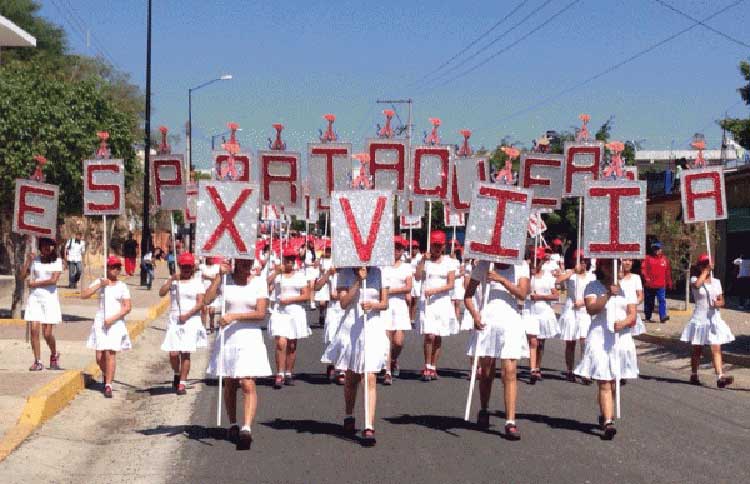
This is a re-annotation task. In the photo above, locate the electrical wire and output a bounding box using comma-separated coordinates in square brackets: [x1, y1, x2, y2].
[653, 0, 750, 50]
[410, 0, 529, 86]
[474, 0, 747, 134]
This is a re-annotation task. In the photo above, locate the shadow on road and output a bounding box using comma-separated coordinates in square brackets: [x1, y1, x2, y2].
[260, 418, 359, 443]
[513, 412, 600, 437]
[384, 413, 500, 437]
[136, 424, 227, 446]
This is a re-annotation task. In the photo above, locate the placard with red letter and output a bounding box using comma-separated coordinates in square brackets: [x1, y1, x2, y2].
[399, 215, 422, 230]
[214, 153, 251, 182]
[366, 139, 408, 193]
[331, 190, 394, 268]
[520, 153, 564, 210]
[259, 150, 301, 207]
[583, 180, 646, 259]
[397, 194, 424, 218]
[13, 179, 59, 238]
[563, 141, 603, 197]
[464, 183, 532, 264]
[83, 159, 125, 216]
[151, 154, 186, 211]
[680, 167, 727, 223]
[185, 182, 198, 223]
[443, 203, 465, 227]
[411, 144, 451, 202]
[196, 181, 260, 260]
[308, 143, 352, 210]
[450, 156, 488, 213]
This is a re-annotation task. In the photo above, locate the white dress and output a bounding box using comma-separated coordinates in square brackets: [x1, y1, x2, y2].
[382, 262, 413, 331]
[680, 277, 735, 346]
[619, 273, 645, 335]
[206, 277, 273, 378]
[161, 278, 208, 352]
[269, 271, 311, 339]
[410, 253, 423, 298]
[321, 268, 389, 373]
[86, 280, 132, 351]
[558, 272, 595, 341]
[322, 273, 344, 346]
[448, 257, 464, 301]
[575, 281, 639, 381]
[199, 263, 222, 310]
[466, 261, 530, 360]
[418, 257, 459, 336]
[24, 257, 63, 324]
[314, 258, 333, 302]
[525, 272, 560, 339]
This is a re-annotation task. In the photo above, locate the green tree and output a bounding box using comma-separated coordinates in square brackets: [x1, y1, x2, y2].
[0, 0, 66, 61]
[719, 59, 750, 148]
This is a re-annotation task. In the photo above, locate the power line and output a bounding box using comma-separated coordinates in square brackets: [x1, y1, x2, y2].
[434, 0, 581, 88]
[653, 0, 750, 49]
[62, 0, 120, 65]
[423, 0, 554, 87]
[410, 0, 529, 85]
[475, 0, 747, 134]
[49, 0, 119, 68]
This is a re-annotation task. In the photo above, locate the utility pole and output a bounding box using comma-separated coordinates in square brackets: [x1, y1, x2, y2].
[716, 113, 729, 282]
[140, 0, 152, 286]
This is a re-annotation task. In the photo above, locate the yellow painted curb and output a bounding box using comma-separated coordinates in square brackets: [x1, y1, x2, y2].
[0, 294, 171, 463]
[0, 319, 26, 326]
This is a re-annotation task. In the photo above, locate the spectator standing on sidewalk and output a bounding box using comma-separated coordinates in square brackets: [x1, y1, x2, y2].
[141, 249, 155, 290]
[64, 232, 86, 289]
[732, 254, 750, 309]
[642, 242, 672, 323]
[123, 233, 139, 276]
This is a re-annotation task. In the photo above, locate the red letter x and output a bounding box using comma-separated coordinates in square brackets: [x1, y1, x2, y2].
[469, 186, 528, 258]
[339, 195, 387, 262]
[203, 186, 252, 253]
[588, 186, 641, 254]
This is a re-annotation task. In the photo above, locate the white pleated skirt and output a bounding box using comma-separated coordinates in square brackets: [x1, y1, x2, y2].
[466, 305, 529, 360]
[268, 305, 311, 340]
[383, 297, 412, 331]
[314, 284, 330, 302]
[206, 323, 272, 378]
[25, 295, 62, 324]
[558, 300, 591, 341]
[323, 304, 344, 346]
[160, 314, 208, 352]
[680, 311, 735, 346]
[530, 302, 560, 340]
[321, 310, 389, 373]
[419, 295, 459, 336]
[86, 317, 132, 352]
[452, 279, 465, 300]
[575, 324, 639, 381]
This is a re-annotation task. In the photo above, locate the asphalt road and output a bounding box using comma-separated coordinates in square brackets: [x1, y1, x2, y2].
[170, 316, 750, 484]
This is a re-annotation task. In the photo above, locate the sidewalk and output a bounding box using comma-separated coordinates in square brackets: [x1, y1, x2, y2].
[0, 262, 171, 460]
[635, 297, 750, 365]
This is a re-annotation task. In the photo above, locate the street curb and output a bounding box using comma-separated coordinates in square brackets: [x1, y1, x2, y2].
[0, 295, 169, 463]
[0, 319, 26, 326]
[635, 333, 750, 367]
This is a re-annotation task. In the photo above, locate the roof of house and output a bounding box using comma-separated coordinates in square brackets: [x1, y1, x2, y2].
[0, 15, 36, 47]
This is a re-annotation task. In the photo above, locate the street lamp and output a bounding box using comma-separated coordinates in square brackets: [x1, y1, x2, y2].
[187, 74, 232, 251]
[187, 74, 232, 173]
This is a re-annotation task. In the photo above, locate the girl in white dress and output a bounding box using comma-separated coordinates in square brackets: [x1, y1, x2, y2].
[409, 245, 423, 322]
[574, 258, 637, 440]
[204, 259, 271, 450]
[680, 254, 735, 388]
[460, 259, 476, 331]
[618, 259, 646, 336]
[449, 252, 465, 321]
[526, 252, 560, 382]
[464, 259, 530, 440]
[82, 256, 132, 398]
[200, 256, 222, 334]
[302, 244, 318, 311]
[415, 231, 457, 381]
[321, 266, 389, 446]
[382, 236, 413, 385]
[22, 238, 63, 371]
[317, 259, 342, 382]
[159, 252, 207, 395]
[314, 244, 333, 328]
[556, 252, 596, 383]
[269, 247, 311, 388]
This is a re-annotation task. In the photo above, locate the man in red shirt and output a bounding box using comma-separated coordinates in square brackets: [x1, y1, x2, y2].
[641, 241, 673, 323]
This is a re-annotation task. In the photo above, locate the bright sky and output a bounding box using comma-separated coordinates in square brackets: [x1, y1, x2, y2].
[40, 0, 750, 169]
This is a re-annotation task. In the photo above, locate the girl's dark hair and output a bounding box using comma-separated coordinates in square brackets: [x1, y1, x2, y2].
[594, 259, 614, 285]
[38, 238, 57, 263]
[690, 260, 710, 278]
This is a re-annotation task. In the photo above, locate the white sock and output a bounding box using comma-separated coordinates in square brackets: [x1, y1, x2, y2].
[285, 372, 292, 377]
[277, 372, 284, 377]
[240, 425, 251, 432]
[506, 419, 515, 426]
[426, 364, 435, 370]
[179, 380, 186, 386]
